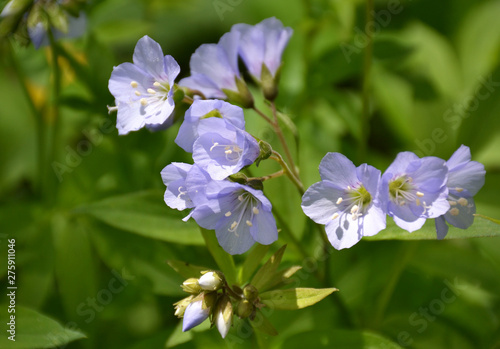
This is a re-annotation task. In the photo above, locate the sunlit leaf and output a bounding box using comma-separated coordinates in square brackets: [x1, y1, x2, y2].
[260, 287, 338, 310]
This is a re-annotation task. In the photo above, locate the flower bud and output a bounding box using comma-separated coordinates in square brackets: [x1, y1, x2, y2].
[236, 299, 254, 319]
[260, 63, 280, 101]
[181, 278, 202, 294]
[182, 300, 210, 332]
[222, 77, 254, 109]
[198, 271, 224, 291]
[214, 295, 233, 338]
[243, 284, 259, 302]
[173, 295, 194, 318]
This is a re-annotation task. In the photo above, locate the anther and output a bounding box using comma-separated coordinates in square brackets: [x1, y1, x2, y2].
[450, 208, 459, 216]
[458, 198, 468, 206]
[153, 81, 161, 87]
[225, 150, 232, 155]
[230, 221, 238, 230]
[455, 187, 464, 193]
[331, 212, 339, 220]
[252, 207, 259, 215]
[246, 220, 253, 227]
[140, 98, 148, 106]
[210, 142, 219, 152]
[336, 197, 343, 205]
[225, 211, 232, 217]
[416, 191, 424, 197]
[347, 186, 352, 190]
[130, 81, 138, 88]
[238, 195, 244, 202]
[449, 200, 457, 206]
[135, 90, 141, 96]
[147, 88, 156, 94]
[350, 205, 359, 215]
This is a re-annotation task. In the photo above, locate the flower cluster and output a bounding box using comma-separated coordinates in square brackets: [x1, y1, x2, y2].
[108, 18, 292, 255]
[1, 0, 86, 49]
[302, 146, 485, 249]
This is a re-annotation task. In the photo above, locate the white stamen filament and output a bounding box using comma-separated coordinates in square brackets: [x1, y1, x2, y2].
[107, 105, 118, 114]
[210, 142, 219, 152]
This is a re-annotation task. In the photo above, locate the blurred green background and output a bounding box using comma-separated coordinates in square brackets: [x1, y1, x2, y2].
[1, 0, 500, 348]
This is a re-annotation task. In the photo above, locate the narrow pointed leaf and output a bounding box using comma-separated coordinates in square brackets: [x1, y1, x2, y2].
[167, 260, 207, 279]
[260, 287, 338, 310]
[263, 265, 302, 291]
[251, 245, 287, 291]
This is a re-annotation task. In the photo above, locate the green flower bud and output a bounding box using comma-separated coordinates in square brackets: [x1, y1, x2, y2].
[222, 77, 254, 109]
[173, 295, 194, 318]
[255, 140, 273, 166]
[243, 284, 259, 302]
[236, 299, 254, 319]
[260, 63, 280, 101]
[181, 278, 202, 294]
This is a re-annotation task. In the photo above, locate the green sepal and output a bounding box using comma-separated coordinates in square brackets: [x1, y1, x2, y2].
[255, 140, 273, 167]
[246, 179, 264, 191]
[228, 172, 248, 184]
[260, 63, 280, 101]
[45, 2, 69, 34]
[221, 77, 254, 108]
[260, 287, 339, 310]
[173, 86, 185, 104]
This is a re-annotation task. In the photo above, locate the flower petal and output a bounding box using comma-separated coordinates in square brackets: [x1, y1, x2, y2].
[318, 152, 358, 187]
[435, 216, 449, 240]
[301, 181, 344, 225]
[182, 301, 210, 332]
[132, 36, 165, 80]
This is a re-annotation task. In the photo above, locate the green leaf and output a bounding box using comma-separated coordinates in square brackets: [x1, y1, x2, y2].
[281, 329, 403, 349]
[0, 307, 85, 349]
[260, 287, 338, 310]
[251, 311, 278, 336]
[239, 244, 270, 284]
[251, 245, 286, 291]
[263, 265, 302, 291]
[77, 190, 204, 245]
[167, 260, 207, 279]
[200, 228, 237, 285]
[365, 215, 500, 241]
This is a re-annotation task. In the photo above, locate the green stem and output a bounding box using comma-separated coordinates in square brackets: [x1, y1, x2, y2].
[372, 242, 418, 328]
[247, 169, 284, 182]
[360, 0, 374, 163]
[270, 151, 304, 195]
[7, 41, 45, 197]
[47, 30, 62, 205]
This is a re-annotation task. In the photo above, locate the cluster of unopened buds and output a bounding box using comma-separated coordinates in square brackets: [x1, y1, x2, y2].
[174, 270, 264, 338]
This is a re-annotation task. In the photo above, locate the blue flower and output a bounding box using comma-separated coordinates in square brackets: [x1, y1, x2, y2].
[182, 300, 210, 332]
[380, 152, 450, 232]
[161, 163, 211, 218]
[192, 118, 260, 180]
[301, 153, 386, 249]
[191, 180, 278, 255]
[179, 31, 241, 100]
[232, 17, 293, 81]
[435, 145, 486, 239]
[175, 99, 245, 153]
[108, 36, 180, 135]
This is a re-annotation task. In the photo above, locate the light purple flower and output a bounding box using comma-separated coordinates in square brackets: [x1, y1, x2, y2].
[232, 17, 293, 80]
[192, 118, 260, 180]
[108, 36, 180, 135]
[435, 145, 486, 239]
[191, 181, 278, 255]
[182, 300, 210, 332]
[380, 152, 450, 232]
[161, 163, 211, 221]
[175, 99, 245, 153]
[301, 153, 386, 250]
[179, 31, 241, 100]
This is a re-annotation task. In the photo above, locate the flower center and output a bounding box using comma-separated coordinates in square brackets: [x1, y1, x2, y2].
[333, 184, 372, 221]
[130, 80, 170, 107]
[210, 141, 243, 162]
[225, 191, 259, 236]
[389, 175, 430, 211]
